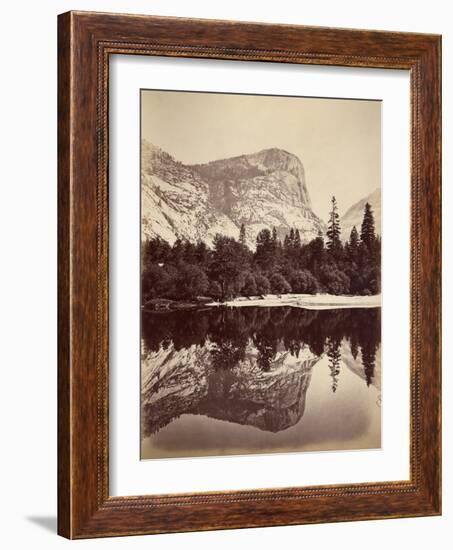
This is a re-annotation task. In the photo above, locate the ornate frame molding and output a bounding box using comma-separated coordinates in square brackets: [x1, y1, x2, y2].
[58, 11, 441, 538]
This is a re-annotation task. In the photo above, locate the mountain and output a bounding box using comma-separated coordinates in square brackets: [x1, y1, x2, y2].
[141, 338, 380, 439]
[141, 141, 325, 248]
[340, 188, 381, 240]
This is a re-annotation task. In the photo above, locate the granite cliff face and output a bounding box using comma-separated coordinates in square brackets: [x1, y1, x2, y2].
[141, 141, 325, 248]
[340, 188, 381, 240]
[141, 342, 320, 437]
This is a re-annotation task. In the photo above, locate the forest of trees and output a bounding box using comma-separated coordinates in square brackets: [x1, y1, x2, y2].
[142, 197, 381, 304]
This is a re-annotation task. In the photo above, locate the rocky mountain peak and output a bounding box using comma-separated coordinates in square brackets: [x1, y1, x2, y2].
[247, 148, 310, 203]
[141, 140, 325, 247]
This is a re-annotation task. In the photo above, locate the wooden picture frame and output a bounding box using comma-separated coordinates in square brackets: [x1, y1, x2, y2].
[58, 10, 441, 539]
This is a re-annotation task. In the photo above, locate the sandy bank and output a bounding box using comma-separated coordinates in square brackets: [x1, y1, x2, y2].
[207, 293, 381, 310]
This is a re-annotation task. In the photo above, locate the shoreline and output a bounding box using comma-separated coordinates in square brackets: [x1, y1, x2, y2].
[142, 293, 381, 312]
[208, 293, 381, 310]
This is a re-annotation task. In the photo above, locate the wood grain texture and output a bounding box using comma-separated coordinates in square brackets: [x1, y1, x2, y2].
[57, 11, 71, 538]
[57, 10, 442, 539]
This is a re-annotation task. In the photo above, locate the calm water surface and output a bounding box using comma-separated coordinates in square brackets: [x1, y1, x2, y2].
[141, 306, 381, 459]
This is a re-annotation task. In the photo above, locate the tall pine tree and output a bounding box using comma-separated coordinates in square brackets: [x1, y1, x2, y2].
[350, 225, 359, 249]
[360, 202, 376, 249]
[347, 226, 359, 261]
[326, 196, 342, 256]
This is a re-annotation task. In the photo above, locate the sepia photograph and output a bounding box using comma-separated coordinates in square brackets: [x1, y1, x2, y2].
[51, 7, 441, 540]
[140, 89, 382, 460]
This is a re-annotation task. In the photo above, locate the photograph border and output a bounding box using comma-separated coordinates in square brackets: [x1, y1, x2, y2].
[58, 11, 441, 538]
[139, 87, 383, 461]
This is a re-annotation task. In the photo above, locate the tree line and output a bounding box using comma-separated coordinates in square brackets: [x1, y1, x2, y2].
[142, 197, 381, 303]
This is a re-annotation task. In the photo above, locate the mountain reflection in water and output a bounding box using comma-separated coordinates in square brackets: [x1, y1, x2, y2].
[141, 306, 381, 459]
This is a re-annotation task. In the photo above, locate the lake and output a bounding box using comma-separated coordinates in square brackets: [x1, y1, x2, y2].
[141, 306, 381, 459]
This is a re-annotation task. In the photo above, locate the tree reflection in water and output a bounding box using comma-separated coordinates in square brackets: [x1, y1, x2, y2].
[326, 337, 342, 393]
[141, 306, 381, 441]
[142, 306, 380, 382]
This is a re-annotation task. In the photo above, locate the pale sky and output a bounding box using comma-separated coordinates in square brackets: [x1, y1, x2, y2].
[141, 90, 381, 221]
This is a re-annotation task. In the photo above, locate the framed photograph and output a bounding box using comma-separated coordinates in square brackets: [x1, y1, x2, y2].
[58, 11, 441, 538]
